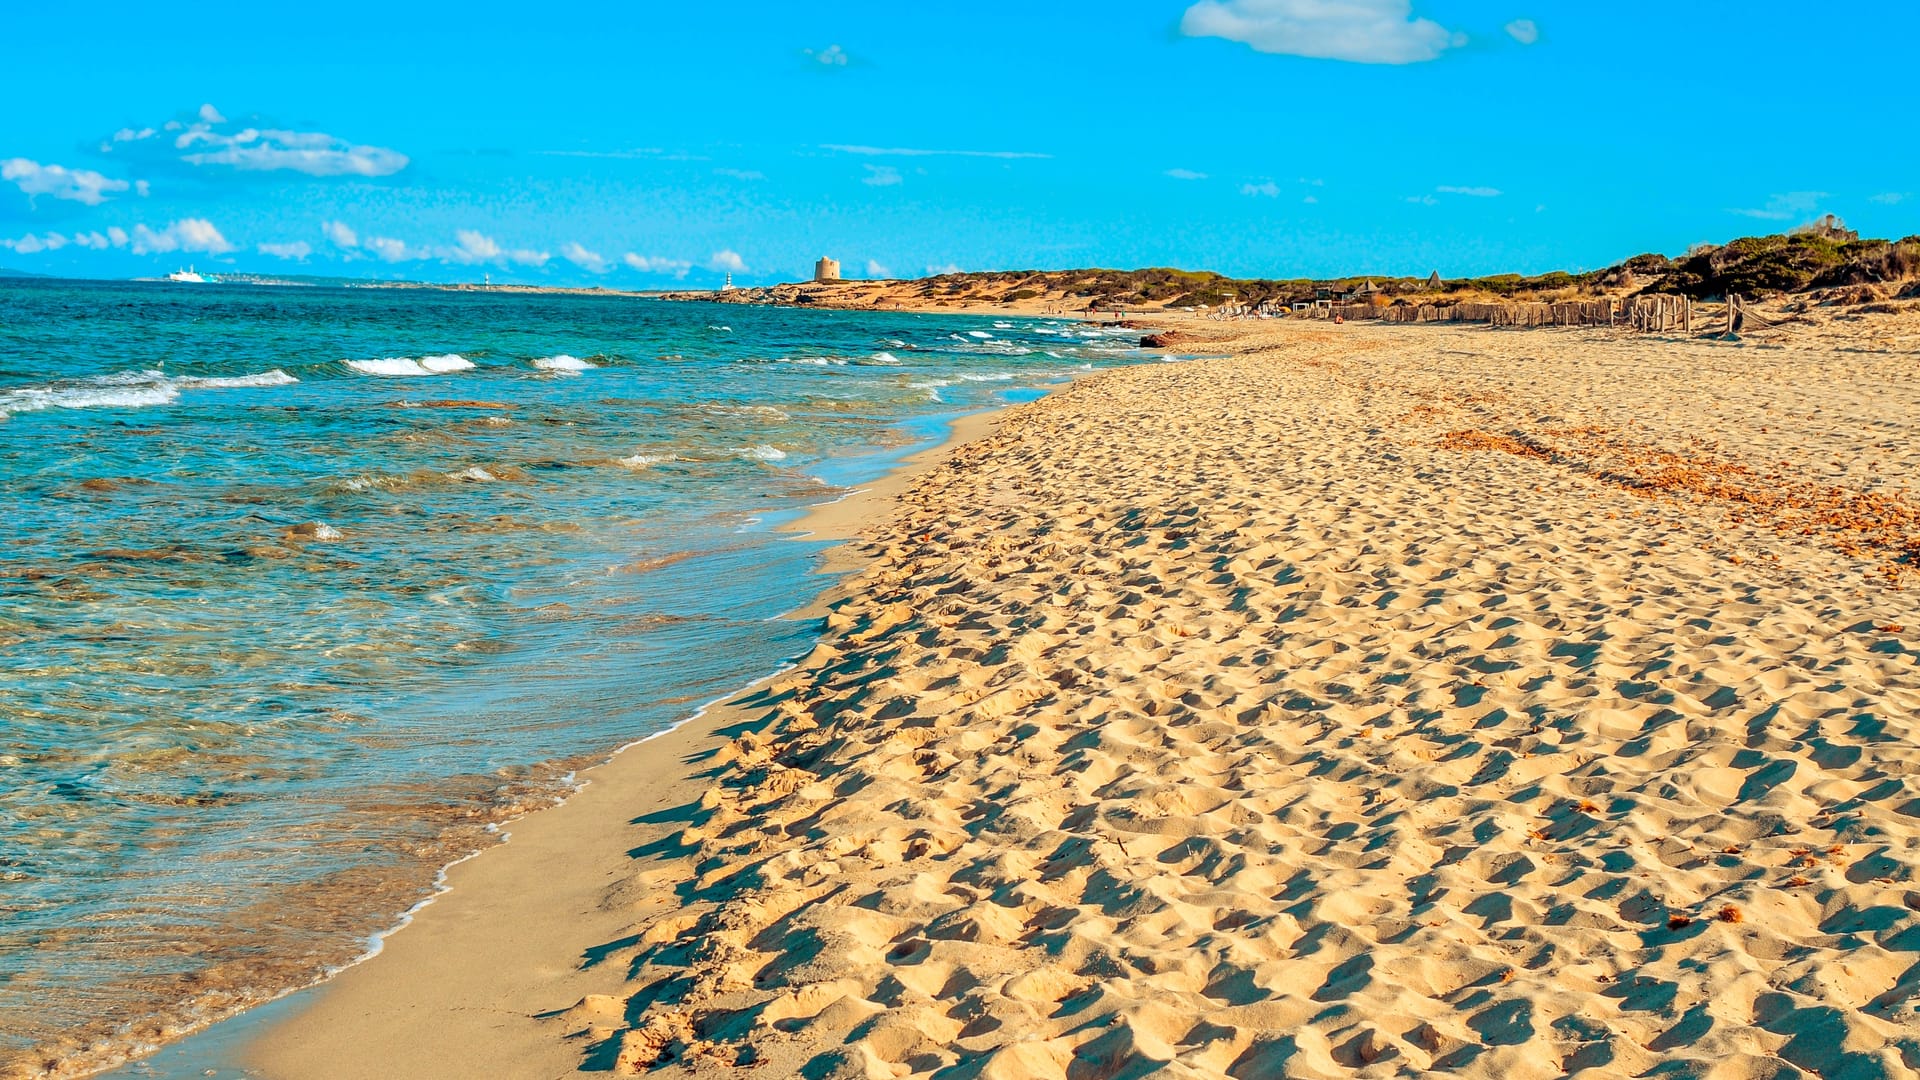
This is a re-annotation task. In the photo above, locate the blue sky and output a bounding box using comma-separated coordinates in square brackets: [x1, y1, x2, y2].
[3, 0, 1915, 286]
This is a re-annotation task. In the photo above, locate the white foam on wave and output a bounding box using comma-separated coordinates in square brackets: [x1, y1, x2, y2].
[696, 403, 790, 420]
[345, 354, 475, 377]
[960, 372, 1017, 382]
[175, 369, 299, 389]
[868, 351, 902, 365]
[339, 474, 407, 492]
[733, 445, 787, 462]
[968, 330, 994, 339]
[19, 385, 181, 413]
[531, 354, 594, 372]
[0, 367, 297, 418]
[614, 452, 676, 470]
[446, 466, 501, 483]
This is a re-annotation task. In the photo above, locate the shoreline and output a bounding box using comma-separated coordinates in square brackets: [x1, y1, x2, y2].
[100, 387, 1069, 1080]
[91, 311, 1920, 1078]
[229, 315, 1918, 1078]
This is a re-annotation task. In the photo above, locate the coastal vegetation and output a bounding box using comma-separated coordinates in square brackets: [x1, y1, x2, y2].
[889, 222, 1920, 311]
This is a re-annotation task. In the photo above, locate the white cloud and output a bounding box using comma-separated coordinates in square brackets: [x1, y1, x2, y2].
[823, 144, 1050, 160]
[365, 236, 413, 262]
[926, 263, 963, 276]
[623, 253, 693, 277]
[1730, 191, 1827, 221]
[865, 259, 891, 278]
[863, 164, 903, 187]
[448, 230, 500, 263]
[259, 240, 312, 259]
[1505, 18, 1539, 44]
[715, 167, 766, 181]
[322, 220, 359, 248]
[1869, 192, 1907, 205]
[107, 106, 409, 178]
[1303, 195, 1319, 204]
[1405, 194, 1438, 205]
[1165, 168, 1208, 181]
[806, 44, 849, 65]
[1180, 0, 1460, 64]
[708, 250, 748, 273]
[108, 226, 128, 247]
[1, 232, 65, 254]
[134, 180, 151, 197]
[130, 218, 234, 255]
[73, 231, 112, 250]
[352, 230, 551, 267]
[1437, 185, 1502, 197]
[2, 158, 132, 205]
[444, 229, 546, 267]
[176, 127, 409, 177]
[562, 241, 611, 273]
[1241, 181, 1281, 197]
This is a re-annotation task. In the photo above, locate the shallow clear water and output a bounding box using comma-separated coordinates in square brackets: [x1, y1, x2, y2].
[0, 280, 1144, 1073]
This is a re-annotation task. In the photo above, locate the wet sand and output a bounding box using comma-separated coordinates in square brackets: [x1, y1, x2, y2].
[245, 318, 1920, 1078]
[236, 411, 1007, 1079]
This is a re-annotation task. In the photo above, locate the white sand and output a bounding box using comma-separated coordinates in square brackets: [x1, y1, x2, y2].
[250, 318, 1920, 1079]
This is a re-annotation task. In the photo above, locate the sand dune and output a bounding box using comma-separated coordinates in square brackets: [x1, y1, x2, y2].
[253, 317, 1920, 1079]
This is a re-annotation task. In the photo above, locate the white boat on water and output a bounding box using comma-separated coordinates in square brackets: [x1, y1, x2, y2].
[166, 266, 210, 283]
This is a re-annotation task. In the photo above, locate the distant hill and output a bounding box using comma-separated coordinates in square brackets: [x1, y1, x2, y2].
[736, 219, 1920, 313]
[0, 267, 48, 279]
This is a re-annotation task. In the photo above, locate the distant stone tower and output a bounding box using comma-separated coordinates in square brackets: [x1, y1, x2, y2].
[814, 257, 841, 283]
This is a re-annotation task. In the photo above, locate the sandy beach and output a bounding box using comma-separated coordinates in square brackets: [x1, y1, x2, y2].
[245, 316, 1920, 1079]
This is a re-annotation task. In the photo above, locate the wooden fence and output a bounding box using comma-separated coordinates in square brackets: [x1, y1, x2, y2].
[1310, 294, 1695, 332]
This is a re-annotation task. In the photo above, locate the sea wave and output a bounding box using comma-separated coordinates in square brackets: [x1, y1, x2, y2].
[694, 403, 790, 420]
[733, 445, 787, 462]
[614, 452, 677, 470]
[531, 355, 595, 372]
[174, 370, 300, 389]
[0, 368, 297, 418]
[344, 355, 476, 377]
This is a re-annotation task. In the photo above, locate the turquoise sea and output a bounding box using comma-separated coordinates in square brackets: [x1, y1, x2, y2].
[0, 280, 1144, 1074]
